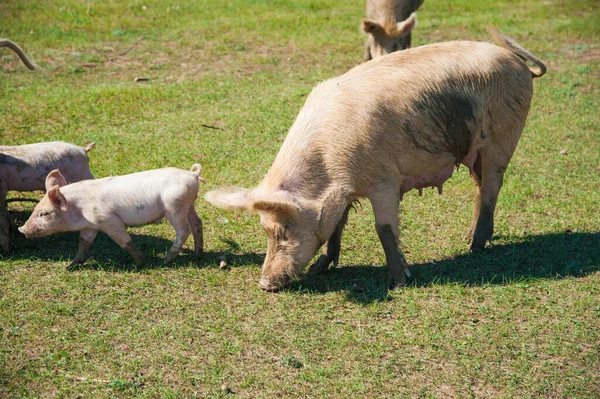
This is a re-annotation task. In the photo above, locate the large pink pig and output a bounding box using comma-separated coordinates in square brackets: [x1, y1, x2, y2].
[19, 165, 206, 268]
[206, 28, 546, 291]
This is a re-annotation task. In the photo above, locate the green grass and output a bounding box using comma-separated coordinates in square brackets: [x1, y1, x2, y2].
[1, 0, 599, 397]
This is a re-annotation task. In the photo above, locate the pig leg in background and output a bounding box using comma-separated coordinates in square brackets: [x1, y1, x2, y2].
[469, 149, 510, 251]
[308, 205, 351, 275]
[187, 205, 203, 257]
[370, 187, 409, 289]
[163, 211, 192, 264]
[67, 228, 98, 269]
[0, 180, 11, 253]
[105, 225, 145, 265]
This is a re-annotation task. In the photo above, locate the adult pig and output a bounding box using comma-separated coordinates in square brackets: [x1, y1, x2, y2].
[206, 28, 547, 291]
[362, 0, 423, 61]
[19, 165, 206, 267]
[0, 141, 95, 253]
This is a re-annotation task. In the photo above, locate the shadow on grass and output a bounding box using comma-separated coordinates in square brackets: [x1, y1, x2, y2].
[4, 210, 264, 271]
[287, 232, 600, 304]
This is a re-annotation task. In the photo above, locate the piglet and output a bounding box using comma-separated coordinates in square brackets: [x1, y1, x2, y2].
[18, 164, 206, 268]
[0, 141, 95, 253]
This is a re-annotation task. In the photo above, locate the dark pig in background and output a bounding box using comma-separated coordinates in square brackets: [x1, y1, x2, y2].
[206, 28, 547, 292]
[362, 0, 424, 61]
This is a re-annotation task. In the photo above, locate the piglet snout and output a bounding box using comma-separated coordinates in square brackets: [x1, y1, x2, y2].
[18, 226, 29, 237]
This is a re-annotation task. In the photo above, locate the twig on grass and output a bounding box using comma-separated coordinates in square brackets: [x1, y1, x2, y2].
[118, 35, 144, 56]
[201, 124, 223, 130]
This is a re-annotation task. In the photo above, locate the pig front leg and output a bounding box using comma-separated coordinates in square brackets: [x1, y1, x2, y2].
[104, 224, 145, 265]
[67, 228, 98, 270]
[308, 204, 351, 276]
[370, 190, 409, 290]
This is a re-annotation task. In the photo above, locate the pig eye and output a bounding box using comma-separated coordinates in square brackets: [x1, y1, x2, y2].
[38, 211, 50, 218]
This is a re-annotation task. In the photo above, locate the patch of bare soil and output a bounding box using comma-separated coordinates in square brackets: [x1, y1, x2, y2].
[563, 40, 600, 63]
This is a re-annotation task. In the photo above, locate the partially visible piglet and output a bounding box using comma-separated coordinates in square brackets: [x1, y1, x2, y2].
[18, 164, 206, 268]
[362, 0, 423, 61]
[0, 141, 95, 253]
[0, 141, 95, 192]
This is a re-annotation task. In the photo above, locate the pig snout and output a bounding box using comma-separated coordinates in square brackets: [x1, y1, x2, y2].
[258, 277, 283, 292]
[18, 221, 47, 239]
[18, 224, 35, 238]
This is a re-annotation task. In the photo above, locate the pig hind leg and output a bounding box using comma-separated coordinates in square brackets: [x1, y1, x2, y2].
[68, 228, 98, 269]
[187, 204, 203, 256]
[163, 209, 192, 264]
[308, 204, 351, 275]
[469, 148, 512, 251]
[370, 189, 409, 289]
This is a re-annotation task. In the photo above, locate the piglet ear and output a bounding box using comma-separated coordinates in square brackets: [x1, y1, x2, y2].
[205, 187, 253, 210]
[45, 169, 68, 191]
[47, 185, 67, 209]
[362, 19, 382, 33]
[395, 12, 416, 37]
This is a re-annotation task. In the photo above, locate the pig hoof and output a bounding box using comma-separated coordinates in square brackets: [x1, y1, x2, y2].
[308, 255, 332, 275]
[387, 270, 406, 290]
[469, 236, 489, 251]
[134, 257, 146, 266]
[164, 251, 178, 265]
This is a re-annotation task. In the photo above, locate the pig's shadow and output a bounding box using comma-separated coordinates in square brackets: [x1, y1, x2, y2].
[4, 209, 263, 270]
[286, 232, 600, 303]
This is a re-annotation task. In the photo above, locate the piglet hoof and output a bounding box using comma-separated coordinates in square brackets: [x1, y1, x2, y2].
[164, 251, 178, 265]
[308, 255, 332, 276]
[67, 260, 84, 271]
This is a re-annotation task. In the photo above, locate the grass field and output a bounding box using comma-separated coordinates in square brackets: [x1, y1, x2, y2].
[1, 0, 599, 397]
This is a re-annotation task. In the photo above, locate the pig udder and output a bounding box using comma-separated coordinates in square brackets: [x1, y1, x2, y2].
[399, 150, 481, 199]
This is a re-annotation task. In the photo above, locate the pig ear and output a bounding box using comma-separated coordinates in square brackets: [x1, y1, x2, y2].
[251, 197, 299, 221]
[362, 19, 382, 33]
[45, 169, 68, 191]
[47, 185, 67, 209]
[205, 187, 253, 210]
[395, 12, 417, 36]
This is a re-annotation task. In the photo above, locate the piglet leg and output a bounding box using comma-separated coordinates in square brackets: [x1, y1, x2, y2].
[0, 180, 11, 253]
[105, 225, 145, 265]
[164, 211, 192, 264]
[68, 228, 98, 270]
[187, 205, 203, 257]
